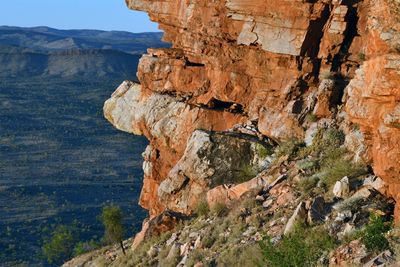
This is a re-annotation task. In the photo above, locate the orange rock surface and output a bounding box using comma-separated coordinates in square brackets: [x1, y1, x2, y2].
[106, 0, 400, 223]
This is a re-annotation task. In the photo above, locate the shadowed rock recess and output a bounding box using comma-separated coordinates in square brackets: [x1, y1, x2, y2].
[100, 0, 400, 257]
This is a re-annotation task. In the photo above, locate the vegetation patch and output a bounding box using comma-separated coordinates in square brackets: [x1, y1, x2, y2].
[217, 243, 264, 267]
[319, 157, 368, 188]
[256, 143, 273, 159]
[299, 176, 320, 195]
[360, 214, 392, 252]
[275, 139, 304, 159]
[42, 225, 78, 265]
[158, 245, 181, 267]
[305, 113, 318, 123]
[358, 52, 366, 61]
[100, 205, 126, 254]
[296, 127, 368, 190]
[211, 203, 229, 217]
[334, 196, 365, 212]
[186, 249, 210, 267]
[260, 224, 334, 267]
[195, 200, 210, 217]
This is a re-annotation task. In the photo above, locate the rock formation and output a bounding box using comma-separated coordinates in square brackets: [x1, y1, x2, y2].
[104, 0, 400, 247]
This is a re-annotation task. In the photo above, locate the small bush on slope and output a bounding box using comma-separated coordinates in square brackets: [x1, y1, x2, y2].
[320, 156, 368, 188]
[42, 225, 77, 264]
[186, 249, 210, 267]
[158, 245, 181, 267]
[275, 139, 304, 159]
[334, 196, 365, 212]
[361, 214, 391, 252]
[305, 113, 318, 123]
[260, 224, 334, 267]
[341, 214, 392, 253]
[112, 232, 172, 266]
[297, 127, 368, 190]
[217, 243, 264, 267]
[195, 200, 210, 217]
[100, 205, 126, 254]
[211, 202, 229, 217]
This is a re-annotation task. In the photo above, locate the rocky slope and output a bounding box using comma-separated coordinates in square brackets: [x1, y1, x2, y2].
[63, 121, 399, 265]
[63, 160, 398, 266]
[68, 0, 400, 265]
[107, 0, 399, 222]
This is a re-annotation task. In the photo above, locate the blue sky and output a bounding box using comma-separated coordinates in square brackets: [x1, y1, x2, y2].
[0, 0, 159, 33]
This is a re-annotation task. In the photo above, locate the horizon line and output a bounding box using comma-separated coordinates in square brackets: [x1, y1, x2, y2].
[0, 24, 162, 34]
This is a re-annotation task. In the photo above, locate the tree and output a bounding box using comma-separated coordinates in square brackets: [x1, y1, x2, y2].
[101, 205, 126, 255]
[42, 225, 77, 264]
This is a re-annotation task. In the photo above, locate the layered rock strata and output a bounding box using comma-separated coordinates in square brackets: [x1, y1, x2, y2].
[104, 0, 400, 242]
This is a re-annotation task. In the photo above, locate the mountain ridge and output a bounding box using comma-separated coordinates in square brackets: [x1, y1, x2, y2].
[0, 25, 166, 54]
[0, 26, 168, 79]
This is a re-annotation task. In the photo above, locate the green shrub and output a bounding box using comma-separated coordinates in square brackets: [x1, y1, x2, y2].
[228, 219, 247, 241]
[256, 143, 272, 158]
[202, 234, 217, 249]
[196, 200, 210, 217]
[217, 244, 264, 267]
[320, 158, 368, 187]
[100, 205, 126, 254]
[299, 176, 320, 195]
[275, 139, 304, 159]
[241, 197, 258, 210]
[358, 52, 366, 61]
[361, 214, 391, 252]
[259, 224, 334, 267]
[211, 203, 229, 217]
[296, 159, 319, 172]
[334, 196, 365, 212]
[298, 127, 368, 188]
[186, 249, 208, 267]
[42, 225, 77, 264]
[158, 245, 181, 267]
[305, 113, 318, 123]
[237, 164, 258, 183]
[113, 232, 172, 266]
[326, 128, 345, 143]
[299, 128, 344, 158]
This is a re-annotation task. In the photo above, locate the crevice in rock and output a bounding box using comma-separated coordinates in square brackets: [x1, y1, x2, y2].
[172, 175, 190, 195]
[330, 74, 349, 106]
[331, 0, 361, 72]
[206, 98, 245, 114]
[300, 4, 331, 59]
[285, 78, 309, 101]
[205, 130, 277, 148]
[329, 0, 360, 106]
[185, 59, 205, 67]
[292, 100, 304, 114]
[298, 3, 331, 74]
[155, 90, 194, 101]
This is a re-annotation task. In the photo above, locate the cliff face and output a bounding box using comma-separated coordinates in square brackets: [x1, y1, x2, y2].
[105, 0, 400, 229]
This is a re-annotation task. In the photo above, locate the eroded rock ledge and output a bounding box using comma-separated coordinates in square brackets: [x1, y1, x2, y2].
[104, 0, 400, 247]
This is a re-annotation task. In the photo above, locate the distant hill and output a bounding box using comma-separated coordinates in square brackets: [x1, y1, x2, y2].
[0, 47, 142, 79]
[0, 26, 167, 54]
[0, 26, 168, 79]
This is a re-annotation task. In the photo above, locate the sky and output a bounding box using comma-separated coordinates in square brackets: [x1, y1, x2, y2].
[0, 0, 159, 33]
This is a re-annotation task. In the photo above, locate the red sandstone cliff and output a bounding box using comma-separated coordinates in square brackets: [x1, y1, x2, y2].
[104, 0, 400, 237]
